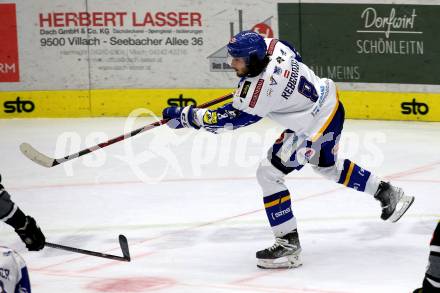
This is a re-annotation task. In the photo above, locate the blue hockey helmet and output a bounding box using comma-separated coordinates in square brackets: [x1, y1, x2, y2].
[227, 30, 267, 64]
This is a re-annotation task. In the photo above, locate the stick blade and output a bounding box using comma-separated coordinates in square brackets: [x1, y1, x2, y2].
[19, 143, 55, 168]
[119, 234, 131, 262]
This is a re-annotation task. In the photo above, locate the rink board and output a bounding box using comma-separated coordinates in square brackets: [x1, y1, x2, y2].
[0, 89, 232, 118]
[1, 1, 439, 121]
[1, 89, 439, 121]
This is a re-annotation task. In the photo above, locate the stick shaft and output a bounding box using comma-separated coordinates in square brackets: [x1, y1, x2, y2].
[45, 242, 129, 262]
[51, 93, 233, 166]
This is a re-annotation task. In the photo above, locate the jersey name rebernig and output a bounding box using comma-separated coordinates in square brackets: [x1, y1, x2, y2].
[249, 79, 264, 108]
[281, 59, 299, 99]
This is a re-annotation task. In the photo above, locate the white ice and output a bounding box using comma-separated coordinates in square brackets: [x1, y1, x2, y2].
[0, 116, 439, 293]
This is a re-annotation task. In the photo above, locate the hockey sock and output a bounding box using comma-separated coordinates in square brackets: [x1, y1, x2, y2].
[263, 190, 297, 237]
[337, 159, 380, 194]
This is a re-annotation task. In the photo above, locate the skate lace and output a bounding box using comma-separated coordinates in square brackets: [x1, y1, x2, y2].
[268, 237, 296, 252]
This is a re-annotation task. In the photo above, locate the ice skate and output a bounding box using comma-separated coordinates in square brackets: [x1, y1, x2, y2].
[374, 181, 414, 222]
[256, 230, 302, 269]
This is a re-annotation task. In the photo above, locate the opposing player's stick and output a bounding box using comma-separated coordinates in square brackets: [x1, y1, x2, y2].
[45, 234, 131, 262]
[20, 93, 233, 168]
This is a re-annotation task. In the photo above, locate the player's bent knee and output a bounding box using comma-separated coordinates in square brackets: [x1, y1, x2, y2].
[256, 159, 285, 186]
[311, 163, 341, 182]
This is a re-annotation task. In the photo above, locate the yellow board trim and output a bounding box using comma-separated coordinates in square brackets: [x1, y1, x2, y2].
[0, 89, 233, 118]
[264, 195, 291, 209]
[1, 88, 440, 121]
[339, 90, 440, 122]
[343, 162, 355, 186]
[0, 90, 91, 118]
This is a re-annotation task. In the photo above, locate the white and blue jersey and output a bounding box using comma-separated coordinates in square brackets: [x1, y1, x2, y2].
[194, 38, 340, 143]
[0, 246, 31, 293]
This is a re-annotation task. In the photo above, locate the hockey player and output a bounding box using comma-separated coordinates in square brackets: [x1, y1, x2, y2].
[0, 174, 45, 251]
[413, 221, 440, 292]
[162, 31, 415, 269]
[0, 246, 31, 292]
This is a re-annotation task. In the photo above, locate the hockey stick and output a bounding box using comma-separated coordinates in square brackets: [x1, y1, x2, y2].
[45, 234, 131, 262]
[20, 93, 233, 168]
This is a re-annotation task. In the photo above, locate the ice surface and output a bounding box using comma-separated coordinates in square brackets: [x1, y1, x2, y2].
[0, 117, 439, 293]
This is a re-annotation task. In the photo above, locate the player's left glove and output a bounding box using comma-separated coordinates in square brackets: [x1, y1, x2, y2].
[5, 207, 46, 251]
[162, 106, 200, 129]
[15, 215, 46, 251]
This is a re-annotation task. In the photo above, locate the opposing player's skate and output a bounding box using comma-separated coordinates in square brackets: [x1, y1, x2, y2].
[374, 181, 414, 222]
[256, 230, 302, 269]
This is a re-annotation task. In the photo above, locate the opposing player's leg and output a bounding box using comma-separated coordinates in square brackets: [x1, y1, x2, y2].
[414, 221, 440, 292]
[309, 103, 414, 222]
[255, 130, 304, 269]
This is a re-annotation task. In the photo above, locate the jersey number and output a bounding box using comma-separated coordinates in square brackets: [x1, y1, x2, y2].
[298, 76, 319, 102]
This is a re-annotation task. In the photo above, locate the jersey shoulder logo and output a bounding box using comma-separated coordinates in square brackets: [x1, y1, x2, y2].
[273, 66, 282, 75]
[249, 79, 264, 108]
[276, 56, 285, 64]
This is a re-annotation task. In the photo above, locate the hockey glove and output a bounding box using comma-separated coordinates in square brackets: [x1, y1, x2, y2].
[7, 208, 46, 251]
[162, 106, 200, 129]
[16, 215, 45, 251]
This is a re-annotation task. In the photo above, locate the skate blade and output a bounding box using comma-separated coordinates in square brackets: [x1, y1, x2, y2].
[257, 253, 302, 269]
[389, 195, 415, 223]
